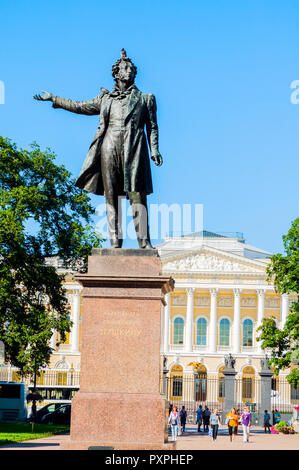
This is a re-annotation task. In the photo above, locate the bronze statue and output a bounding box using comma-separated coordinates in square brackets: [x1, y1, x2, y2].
[33, 49, 163, 249]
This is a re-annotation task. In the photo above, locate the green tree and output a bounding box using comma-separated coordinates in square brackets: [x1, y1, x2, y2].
[0, 136, 103, 377]
[257, 218, 299, 386]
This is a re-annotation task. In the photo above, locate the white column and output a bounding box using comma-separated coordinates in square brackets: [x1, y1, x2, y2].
[256, 289, 265, 353]
[71, 289, 81, 353]
[209, 288, 218, 353]
[185, 288, 195, 352]
[163, 293, 171, 353]
[281, 293, 289, 328]
[233, 288, 241, 354]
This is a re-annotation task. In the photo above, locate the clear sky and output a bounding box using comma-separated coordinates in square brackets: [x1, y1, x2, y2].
[1, 0, 298, 252]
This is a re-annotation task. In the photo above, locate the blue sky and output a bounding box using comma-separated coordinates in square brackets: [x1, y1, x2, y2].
[1, 0, 298, 252]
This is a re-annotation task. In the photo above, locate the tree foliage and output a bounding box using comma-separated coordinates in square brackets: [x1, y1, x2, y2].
[257, 218, 299, 387]
[0, 136, 103, 376]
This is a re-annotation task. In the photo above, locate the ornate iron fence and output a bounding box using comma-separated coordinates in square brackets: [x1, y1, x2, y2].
[0, 368, 80, 387]
[162, 374, 225, 423]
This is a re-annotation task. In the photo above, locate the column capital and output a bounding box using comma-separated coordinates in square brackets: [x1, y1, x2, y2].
[281, 293, 289, 299]
[233, 288, 242, 297]
[186, 287, 195, 296]
[257, 289, 266, 297]
[210, 288, 218, 295]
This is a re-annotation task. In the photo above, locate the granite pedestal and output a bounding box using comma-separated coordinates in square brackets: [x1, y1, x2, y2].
[61, 248, 175, 450]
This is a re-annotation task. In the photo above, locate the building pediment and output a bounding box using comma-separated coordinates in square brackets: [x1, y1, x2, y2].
[162, 246, 266, 274]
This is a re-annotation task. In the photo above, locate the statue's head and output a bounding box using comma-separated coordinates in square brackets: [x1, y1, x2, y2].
[112, 49, 137, 84]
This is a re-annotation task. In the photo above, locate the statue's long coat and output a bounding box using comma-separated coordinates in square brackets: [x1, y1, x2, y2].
[52, 87, 159, 196]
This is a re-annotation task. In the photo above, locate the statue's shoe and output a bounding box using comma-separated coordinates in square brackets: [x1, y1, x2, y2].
[139, 240, 154, 249]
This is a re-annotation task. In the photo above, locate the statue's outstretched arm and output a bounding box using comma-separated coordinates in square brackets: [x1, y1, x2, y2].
[33, 90, 101, 115]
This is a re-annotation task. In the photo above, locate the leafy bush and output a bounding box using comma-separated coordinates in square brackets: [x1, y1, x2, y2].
[273, 421, 295, 434]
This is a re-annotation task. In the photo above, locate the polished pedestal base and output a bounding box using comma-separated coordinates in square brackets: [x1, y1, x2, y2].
[61, 249, 174, 450]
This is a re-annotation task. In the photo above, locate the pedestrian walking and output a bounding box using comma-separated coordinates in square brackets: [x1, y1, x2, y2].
[179, 406, 187, 433]
[203, 406, 211, 432]
[225, 408, 239, 442]
[264, 409, 271, 433]
[196, 405, 203, 432]
[210, 408, 221, 442]
[168, 406, 180, 442]
[240, 406, 251, 443]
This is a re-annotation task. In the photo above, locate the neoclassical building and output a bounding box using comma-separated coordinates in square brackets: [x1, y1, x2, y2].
[1, 231, 297, 409]
[156, 231, 297, 409]
[158, 231, 293, 370]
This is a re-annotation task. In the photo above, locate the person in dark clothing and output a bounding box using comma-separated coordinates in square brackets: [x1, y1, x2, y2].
[180, 406, 187, 433]
[196, 405, 203, 432]
[264, 410, 271, 433]
[203, 406, 211, 432]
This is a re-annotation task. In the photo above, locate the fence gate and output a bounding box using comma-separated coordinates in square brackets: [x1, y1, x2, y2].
[163, 375, 224, 423]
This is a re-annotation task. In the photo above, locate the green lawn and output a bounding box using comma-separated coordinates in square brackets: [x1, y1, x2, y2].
[0, 422, 70, 445]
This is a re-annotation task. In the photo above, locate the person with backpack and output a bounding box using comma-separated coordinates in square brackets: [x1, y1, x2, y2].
[196, 405, 203, 432]
[179, 406, 187, 433]
[168, 405, 180, 441]
[209, 408, 221, 442]
[203, 406, 211, 432]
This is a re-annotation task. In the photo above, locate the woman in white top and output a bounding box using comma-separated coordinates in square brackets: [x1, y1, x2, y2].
[210, 408, 221, 441]
[168, 405, 180, 441]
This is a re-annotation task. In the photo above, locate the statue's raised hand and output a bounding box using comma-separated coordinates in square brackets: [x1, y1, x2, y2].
[33, 90, 53, 101]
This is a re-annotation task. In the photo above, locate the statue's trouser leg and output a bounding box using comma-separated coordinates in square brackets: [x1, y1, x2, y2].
[128, 191, 153, 249]
[101, 142, 124, 248]
[105, 193, 123, 248]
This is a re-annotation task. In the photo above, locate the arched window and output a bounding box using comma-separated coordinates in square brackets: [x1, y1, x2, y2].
[196, 318, 207, 346]
[242, 366, 255, 402]
[219, 318, 230, 346]
[218, 366, 225, 400]
[243, 319, 253, 347]
[194, 364, 207, 402]
[170, 364, 183, 400]
[173, 317, 184, 344]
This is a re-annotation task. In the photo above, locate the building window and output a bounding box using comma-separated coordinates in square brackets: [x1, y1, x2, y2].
[196, 318, 207, 346]
[219, 318, 230, 346]
[36, 371, 45, 385]
[56, 372, 67, 386]
[242, 366, 255, 402]
[172, 377, 183, 398]
[194, 364, 207, 401]
[173, 317, 184, 344]
[218, 366, 225, 400]
[170, 364, 183, 400]
[243, 319, 253, 347]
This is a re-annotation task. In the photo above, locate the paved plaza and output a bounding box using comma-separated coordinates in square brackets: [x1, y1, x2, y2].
[0, 425, 298, 450]
[175, 424, 299, 450]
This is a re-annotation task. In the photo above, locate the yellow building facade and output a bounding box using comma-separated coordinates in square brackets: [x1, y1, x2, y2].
[1, 231, 297, 411]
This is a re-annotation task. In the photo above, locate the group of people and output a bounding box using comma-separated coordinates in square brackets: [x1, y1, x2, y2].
[224, 407, 251, 443]
[264, 409, 281, 433]
[168, 404, 279, 443]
